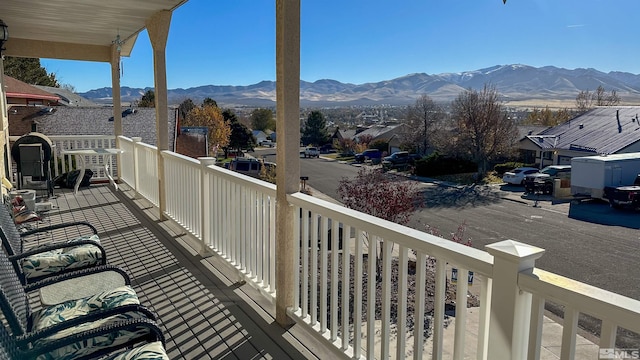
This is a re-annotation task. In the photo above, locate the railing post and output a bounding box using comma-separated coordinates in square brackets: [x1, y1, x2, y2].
[132, 137, 142, 199]
[485, 240, 545, 360]
[198, 157, 216, 257]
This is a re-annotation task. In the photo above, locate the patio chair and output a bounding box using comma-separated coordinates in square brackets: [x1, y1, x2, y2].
[0, 243, 165, 360]
[0, 312, 168, 360]
[0, 202, 107, 284]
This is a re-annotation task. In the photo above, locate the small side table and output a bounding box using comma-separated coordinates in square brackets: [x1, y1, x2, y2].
[61, 148, 124, 195]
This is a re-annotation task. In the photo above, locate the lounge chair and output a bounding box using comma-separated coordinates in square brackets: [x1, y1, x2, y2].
[0, 241, 165, 360]
[0, 202, 107, 284]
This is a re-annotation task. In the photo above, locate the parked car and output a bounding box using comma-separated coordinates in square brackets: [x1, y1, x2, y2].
[502, 167, 539, 185]
[382, 151, 412, 170]
[524, 165, 571, 194]
[354, 149, 382, 164]
[260, 140, 275, 147]
[228, 157, 275, 178]
[304, 147, 320, 158]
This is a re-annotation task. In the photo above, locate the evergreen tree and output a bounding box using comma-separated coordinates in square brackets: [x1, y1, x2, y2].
[301, 110, 330, 146]
[138, 90, 155, 107]
[250, 108, 275, 131]
[178, 98, 196, 120]
[3, 57, 60, 87]
[224, 109, 256, 154]
[203, 97, 218, 108]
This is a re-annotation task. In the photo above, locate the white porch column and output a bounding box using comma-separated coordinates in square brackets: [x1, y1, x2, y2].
[146, 10, 172, 221]
[486, 240, 545, 359]
[275, 0, 300, 327]
[110, 45, 123, 183]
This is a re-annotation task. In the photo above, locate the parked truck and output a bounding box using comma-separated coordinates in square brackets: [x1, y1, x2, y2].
[603, 174, 640, 210]
[570, 152, 640, 203]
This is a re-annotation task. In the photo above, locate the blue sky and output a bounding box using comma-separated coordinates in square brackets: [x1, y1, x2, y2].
[42, 0, 640, 93]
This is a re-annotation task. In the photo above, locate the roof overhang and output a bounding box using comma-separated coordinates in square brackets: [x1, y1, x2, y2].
[0, 0, 187, 62]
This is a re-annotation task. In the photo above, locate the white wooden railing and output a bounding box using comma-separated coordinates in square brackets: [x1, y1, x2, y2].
[49, 135, 117, 180]
[115, 137, 640, 360]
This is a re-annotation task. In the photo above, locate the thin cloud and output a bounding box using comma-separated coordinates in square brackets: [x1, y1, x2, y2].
[567, 24, 586, 28]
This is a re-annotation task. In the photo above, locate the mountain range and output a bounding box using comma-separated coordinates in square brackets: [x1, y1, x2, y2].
[79, 64, 640, 107]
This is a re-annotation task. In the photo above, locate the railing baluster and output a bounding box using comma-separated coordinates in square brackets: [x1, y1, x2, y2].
[320, 216, 328, 334]
[453, 267, 469, 360]
[560, 307, 579, 360]
[310, 212, 318, 326]
[414, 251, 426, 360]
[599, 319, 617, 352]
[301, 207, 309, 317]
[354, 228, 363, 359]
[366, 234, 376, 360]
[433, 258, 446, 360]
[527, 293, 544, 360]
[396, 245, 408, 359]
[477, 275, 491, 360]
[330, 219, 339, 341]
[293, 205, 300, 311]
[381, 239, 392, 360]
[341, 225, 351, 351]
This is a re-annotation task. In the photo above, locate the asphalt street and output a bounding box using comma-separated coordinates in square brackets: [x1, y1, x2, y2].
[253, 148, 640, 301]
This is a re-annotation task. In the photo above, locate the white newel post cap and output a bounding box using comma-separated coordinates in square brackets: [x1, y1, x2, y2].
[486, 240, 545, 270]
[198, 157, 217, 167]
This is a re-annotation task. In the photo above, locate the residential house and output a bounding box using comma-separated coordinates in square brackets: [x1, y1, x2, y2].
[10, 106, 177, 151]
[354, 123, 407, 154]
[34, 85, 99, 107]
[519, 106, 640, 167]
[4, 75, 61, 106]
[252, 129, 268, 144]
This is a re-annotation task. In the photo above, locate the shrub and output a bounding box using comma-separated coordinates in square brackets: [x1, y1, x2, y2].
[413, 152, 476, 177]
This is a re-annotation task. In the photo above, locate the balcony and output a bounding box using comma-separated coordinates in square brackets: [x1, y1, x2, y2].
[18, 135, 640, 359]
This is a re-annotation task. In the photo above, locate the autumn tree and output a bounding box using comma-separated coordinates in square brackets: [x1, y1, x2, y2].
[576, 85, 621, 112]
[3, 57, 60, 87]
[338, 168, 423, 279]
[450, 84, 519, 175]
[301, 110, 330, 146]
[405, 95, 445, 155]
[183, 104, 231, 156]
[523, 106, 574, 126]
[250, 108, 275, 131]
[138, 90, 155, 107]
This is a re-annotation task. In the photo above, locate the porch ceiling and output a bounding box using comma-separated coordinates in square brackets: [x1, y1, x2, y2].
[0, 0, 187, 61]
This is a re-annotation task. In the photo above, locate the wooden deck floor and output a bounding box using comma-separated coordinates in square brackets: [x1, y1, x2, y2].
[26, 184, 327, 360]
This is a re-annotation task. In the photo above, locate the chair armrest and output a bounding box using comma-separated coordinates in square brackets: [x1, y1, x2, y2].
[24, 265, 131, 292]
[25, 304, 159, 341]
[17, 317, 165, 359]
[20, 221, 98, 237]
[10, 239, 107, 265]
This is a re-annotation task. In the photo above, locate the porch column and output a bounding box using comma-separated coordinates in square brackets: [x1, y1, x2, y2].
[486, 240, 545, 359]
[0, 55, 8, 188]
[275, 0, 300, 327]
[110, 45, 123, 182]
[146, 10, 172, 220]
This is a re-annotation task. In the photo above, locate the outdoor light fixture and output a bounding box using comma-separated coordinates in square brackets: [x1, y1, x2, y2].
[0, 19, 8, 52]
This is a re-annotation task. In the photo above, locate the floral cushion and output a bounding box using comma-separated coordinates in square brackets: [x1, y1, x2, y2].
[21, 234, 103, 279]
[31, 286, 153, 360]
[104, 341, 169, 360]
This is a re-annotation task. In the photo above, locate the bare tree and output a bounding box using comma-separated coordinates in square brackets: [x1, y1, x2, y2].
[576, 86, 621, 112]
[450, 84, 519, 175]
[405, 95, 445, 155]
